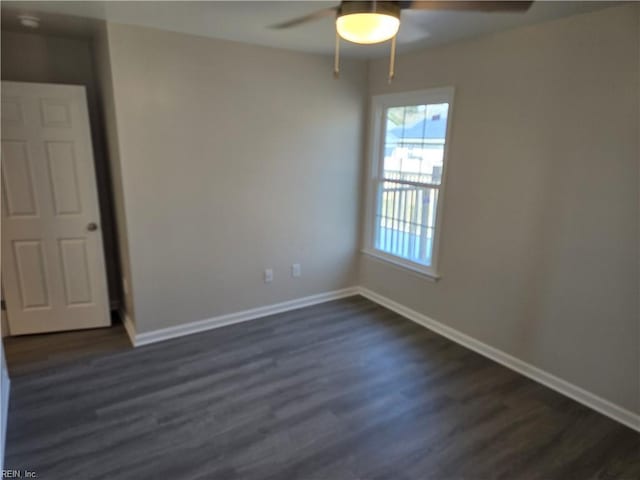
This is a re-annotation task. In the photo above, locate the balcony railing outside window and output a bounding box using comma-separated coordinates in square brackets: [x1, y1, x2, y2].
[373, 102, 449, 267]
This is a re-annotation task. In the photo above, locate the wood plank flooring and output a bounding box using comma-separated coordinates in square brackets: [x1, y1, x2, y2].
[4, 296, 639, 479]
[3, 313, 131, 376]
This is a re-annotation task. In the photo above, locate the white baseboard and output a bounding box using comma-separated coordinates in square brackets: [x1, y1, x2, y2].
[356, 286, 640, 433]
[120, 310, 137, 348]
[117, 283, 638, 432]
[126, 287, 360, 348]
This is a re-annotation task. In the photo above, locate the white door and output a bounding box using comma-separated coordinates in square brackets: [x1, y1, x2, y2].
[1, 81, 110, 335]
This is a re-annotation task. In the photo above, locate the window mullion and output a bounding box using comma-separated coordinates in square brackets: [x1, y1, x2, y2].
[381, 178, 441, 190]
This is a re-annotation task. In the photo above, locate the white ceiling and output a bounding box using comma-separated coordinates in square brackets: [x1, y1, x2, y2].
[2, 1, 614, 58]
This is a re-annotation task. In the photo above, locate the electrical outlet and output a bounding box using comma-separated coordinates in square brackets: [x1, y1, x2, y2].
[291, 263, 301, 278]
[264, 269, 274, 283]
[122, 277, 129, 295]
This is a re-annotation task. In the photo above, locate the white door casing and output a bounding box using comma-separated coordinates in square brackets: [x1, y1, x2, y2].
[1, 81, 110, 334]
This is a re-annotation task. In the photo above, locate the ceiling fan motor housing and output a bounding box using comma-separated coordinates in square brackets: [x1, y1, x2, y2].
[338, 1, 401, 20]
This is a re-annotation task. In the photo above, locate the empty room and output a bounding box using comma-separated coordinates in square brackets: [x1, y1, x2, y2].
[0, 1, 638, 478]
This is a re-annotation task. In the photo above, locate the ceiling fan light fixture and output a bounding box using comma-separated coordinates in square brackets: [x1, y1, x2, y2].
[336, 1, 400, 44]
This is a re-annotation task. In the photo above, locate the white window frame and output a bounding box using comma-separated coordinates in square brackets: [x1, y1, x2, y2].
[362, 87, 455, 280]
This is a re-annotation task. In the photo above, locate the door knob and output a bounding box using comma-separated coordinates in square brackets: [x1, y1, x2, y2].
[87, 222, 98, 232]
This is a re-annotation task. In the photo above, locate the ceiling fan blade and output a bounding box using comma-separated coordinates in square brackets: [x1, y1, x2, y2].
[270, 6, 339, 29]
[395, 11, 431, 44]
[406, 1, 533, 12]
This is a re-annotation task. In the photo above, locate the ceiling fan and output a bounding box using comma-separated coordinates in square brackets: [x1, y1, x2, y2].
[272, 1, 534, 81]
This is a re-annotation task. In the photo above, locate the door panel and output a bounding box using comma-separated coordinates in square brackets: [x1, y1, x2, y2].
[2, 96, 25, 125]
[46, 141, 83, 215]
[59, 238, 93, 305]
[40, 98, 73, 128]
[2, 81, 110, 335]
[2, 141, 38, 217]
[12, 240, 50, 309]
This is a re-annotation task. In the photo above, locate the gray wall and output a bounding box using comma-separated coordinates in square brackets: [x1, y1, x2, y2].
[100, 23, 366, 333]
[361, 5, 639, 414]
[2, 5, 636, 419]
[1, 31, 122, 308]
[93, 24, 137, 324]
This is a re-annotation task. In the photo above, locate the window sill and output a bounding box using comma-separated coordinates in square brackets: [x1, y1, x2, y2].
[361, 249, 441, 282]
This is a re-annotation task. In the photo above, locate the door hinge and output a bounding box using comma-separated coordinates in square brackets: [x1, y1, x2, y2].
[1, 300, 5, 311]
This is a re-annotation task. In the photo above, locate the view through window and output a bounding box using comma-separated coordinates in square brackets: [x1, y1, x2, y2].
[374, 101, 450, 267]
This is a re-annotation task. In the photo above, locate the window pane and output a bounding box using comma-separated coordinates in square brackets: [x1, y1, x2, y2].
[383, 103, 449, 185]
[375, 180, 439, 266]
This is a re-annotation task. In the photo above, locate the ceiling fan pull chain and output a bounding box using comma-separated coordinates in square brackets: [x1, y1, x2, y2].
[334, 30, 340, 79]
[388, 34, 397, 84]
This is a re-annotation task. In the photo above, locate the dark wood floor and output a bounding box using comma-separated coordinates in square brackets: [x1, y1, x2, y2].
[4, 296, 639, 479]
[3, 312, 131, 376]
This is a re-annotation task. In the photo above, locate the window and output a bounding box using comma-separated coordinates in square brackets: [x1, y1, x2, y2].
[363, 88, 454, 279]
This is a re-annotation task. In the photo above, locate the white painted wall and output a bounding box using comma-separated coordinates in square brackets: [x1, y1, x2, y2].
[98, 23, 367, 333]
[361, 5, 640, 414]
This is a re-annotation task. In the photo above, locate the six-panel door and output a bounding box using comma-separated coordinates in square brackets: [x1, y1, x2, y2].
[1, 81, 110, 335]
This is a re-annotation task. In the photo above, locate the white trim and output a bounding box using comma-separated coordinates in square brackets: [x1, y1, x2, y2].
[116, 283, 639, 432]
[120, 310, 137, 347]
[371, 87, 456, 108]
[361, 249, 440, 281]
[356, 286, 640, 433]
[126, 288, 359, 347]
[363, 87, 455, 276]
